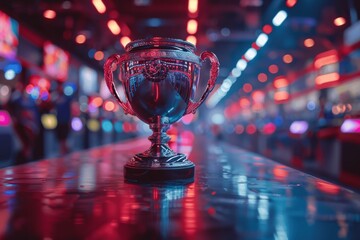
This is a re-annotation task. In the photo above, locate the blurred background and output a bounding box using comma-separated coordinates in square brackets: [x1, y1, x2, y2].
[0, 0, 359, 189]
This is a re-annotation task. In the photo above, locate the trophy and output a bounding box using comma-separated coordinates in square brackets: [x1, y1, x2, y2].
[104, 37, 219, 183]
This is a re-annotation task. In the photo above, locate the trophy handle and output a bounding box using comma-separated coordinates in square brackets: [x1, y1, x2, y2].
[104, 54, 135, 115]
[186, 51, 220, 114]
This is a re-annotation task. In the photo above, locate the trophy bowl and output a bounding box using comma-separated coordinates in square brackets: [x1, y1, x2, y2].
[104, 37, 219, 183]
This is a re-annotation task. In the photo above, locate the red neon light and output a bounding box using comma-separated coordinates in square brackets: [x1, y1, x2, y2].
[262, 123, 276, 135]
[286, 0, 297, 8]
[273, 77, 288, 89]
[268, 64, 278, 74]
[274, 91, 289, 102]
[273, 166, 288, 179]
[315, 72, 340, 86]
[43, 10, 56, 19]
[243, 83, 252, 93]
[239, 98, 250, 108]
[258, 73, 267, 82]
[262, 24, 272, 34]
[314, 50, 338, 69]
[246, 124, 257, 135]
[316, 180, 340, 195]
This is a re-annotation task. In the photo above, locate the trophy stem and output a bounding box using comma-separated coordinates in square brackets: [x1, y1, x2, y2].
[147, 116, 174, 158]
[124, 116, 195, 183]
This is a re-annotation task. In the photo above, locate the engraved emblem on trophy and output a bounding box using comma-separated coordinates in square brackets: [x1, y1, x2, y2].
[104, 37, 219, 183]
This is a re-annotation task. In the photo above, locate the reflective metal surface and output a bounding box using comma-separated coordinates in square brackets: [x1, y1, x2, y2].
[1, 136, 360, 239]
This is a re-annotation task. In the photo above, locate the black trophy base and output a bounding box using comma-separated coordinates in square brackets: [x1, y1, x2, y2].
[124, 154, 195, 184]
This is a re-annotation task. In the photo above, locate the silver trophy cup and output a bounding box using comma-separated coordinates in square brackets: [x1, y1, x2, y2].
[104, 37, 219, 183]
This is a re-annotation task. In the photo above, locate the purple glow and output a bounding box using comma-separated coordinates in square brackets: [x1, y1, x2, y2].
[71, 117, 83, 131]
[0, 110, 11, 126]
[341, 119, 360, 133]
[289, 121, 308, 134]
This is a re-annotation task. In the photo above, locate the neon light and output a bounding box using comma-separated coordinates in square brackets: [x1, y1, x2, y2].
[246, 124, 256, 135]
[340, 119, 360, 133]
[273, 77, 288, 89]
[255, 33, 268, 47]
[314, 50, 338, 69]
[107, 20, 121, 35]
[102, 120, 113, 133]
[239, 98, 250, 108]
[315, 72, 339, 86]
[286, 0, 297, 8]
[244, 48, 257, 61]
[187, 19, 198, 34]
[289, 121, 308, 134]
[243, 83, 252, 93]
[0, 110, 11, 126]
[104, 100, 115, 112]
[92, 0, 106, 14]
[274, 91, 289, 102]
[262, 123, 276, 135]
[272, 10, 287, 26]
[75, 34, 86, 44]
[304, 38, 314, 48]
[236, 59, 247, 71]
[268, 64, 278, 74]
[334, 17, 346, 26]
[71, 117, 83, 131]
[188, 0, 198, 14]
[41, 114, 57, 129]
[43, 10, 56, 19]
[258, 73, 267, 82]
[186, 35, 197, 45]
[120, 36, 131, 48]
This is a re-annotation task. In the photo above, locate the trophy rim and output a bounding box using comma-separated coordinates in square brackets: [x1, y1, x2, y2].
[125, 37, 196, 53]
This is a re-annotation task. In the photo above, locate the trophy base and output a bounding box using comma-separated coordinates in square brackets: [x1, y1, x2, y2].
[124, 153, 195, 184]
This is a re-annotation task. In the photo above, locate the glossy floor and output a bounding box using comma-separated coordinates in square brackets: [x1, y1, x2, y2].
[0, 136, 360, 239]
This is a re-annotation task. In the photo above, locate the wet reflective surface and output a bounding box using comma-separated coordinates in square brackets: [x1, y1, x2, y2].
[1, 136, 360, 239]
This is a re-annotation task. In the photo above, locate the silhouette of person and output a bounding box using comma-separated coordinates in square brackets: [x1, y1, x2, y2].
[53, 83, 73, 155]
[6, 81, 40, 163]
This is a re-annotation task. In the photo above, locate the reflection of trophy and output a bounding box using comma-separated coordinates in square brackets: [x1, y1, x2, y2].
[104, 37, 219, 183]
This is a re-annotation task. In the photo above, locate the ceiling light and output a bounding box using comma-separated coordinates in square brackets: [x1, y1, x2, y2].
[107, 20, 121, 35]
[231, 68, 241, 77]
[283, 54, 293, 63]
[268, 64, 278, 74]
[243, 83, 252, 93]
[304, 38, 314, 48]
[186, 36, 197, 46]
[272, 10, 287, 26]
[255, 33, 268, 47]
[187, 19, 198, 35]
[236, 59, 247, 71]
[334, 17, 346, 26]
[188, 0, 198, 14]
[94, 51, 104, 61]
[92, 0, 106, 14]
[43, 10, 56, 19]
[75, 34, 86, 44]
[120, 36, 131, 48]
[244, 48, 257, 61]
[286, 0, 297, 8]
